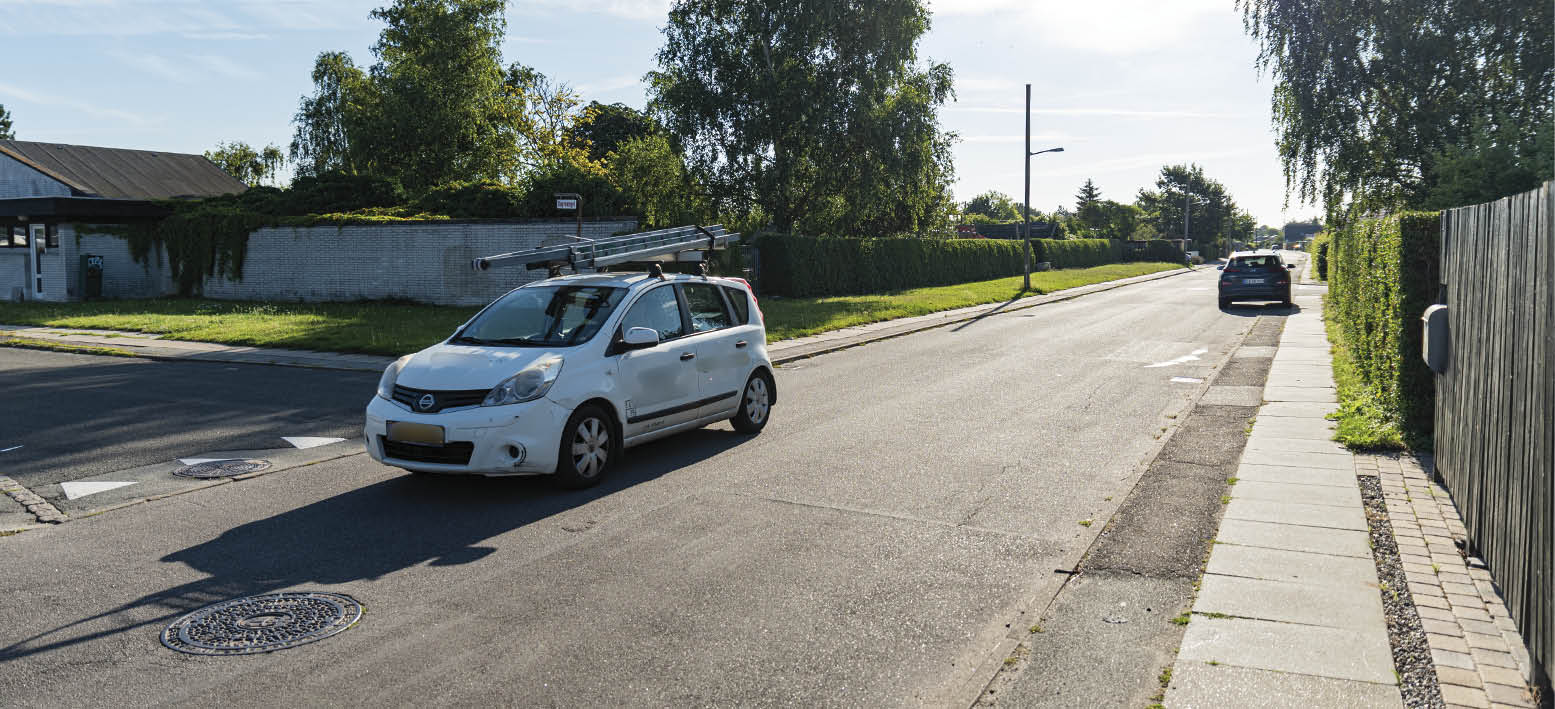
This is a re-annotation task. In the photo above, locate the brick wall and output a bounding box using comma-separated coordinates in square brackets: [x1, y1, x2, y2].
[63, 219, 638, 306]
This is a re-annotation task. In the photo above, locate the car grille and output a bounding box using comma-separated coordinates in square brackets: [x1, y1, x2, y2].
[391, 385, 489, 413]
[379, 437, 475, 465]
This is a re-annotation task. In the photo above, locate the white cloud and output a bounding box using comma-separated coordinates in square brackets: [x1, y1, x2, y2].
[520, 0, 670, 22]
[930, 0, 1230, 55]
[0, 82, 149, 125]
[577, 74, 645, 96]
[195, 54, 264, 81]
[0, 0, 369, 36]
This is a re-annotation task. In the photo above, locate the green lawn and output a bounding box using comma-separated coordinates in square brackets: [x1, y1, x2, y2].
[0, 261, 1182, 356]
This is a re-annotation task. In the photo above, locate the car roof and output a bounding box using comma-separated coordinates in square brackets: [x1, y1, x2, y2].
[1229, 251, 1281, 259]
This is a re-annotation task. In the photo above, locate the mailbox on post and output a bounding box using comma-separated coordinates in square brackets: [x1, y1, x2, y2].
[80, 254, 104, 300]
[1422, 304, 1449, 373]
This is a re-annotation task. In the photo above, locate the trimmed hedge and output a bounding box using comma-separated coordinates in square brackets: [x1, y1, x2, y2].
[1033, 238, 1117, 269]
[1308, 231, 1332, 280]
[1327, 212, 1440, 439]
[756, 235, 1027, 297]
[1135, 239, 1187, 264]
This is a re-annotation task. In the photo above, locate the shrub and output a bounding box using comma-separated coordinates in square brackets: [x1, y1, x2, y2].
[1327, 212, 1439, 441]
[755, 235, 1026, 297]
[1308, 231, 1332, 280]
[1033, 238, 1117, 269]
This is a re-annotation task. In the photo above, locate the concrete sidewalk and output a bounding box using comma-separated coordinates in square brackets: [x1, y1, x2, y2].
[1, 267, 1193, 372]
[1162, 289, 1407, 707]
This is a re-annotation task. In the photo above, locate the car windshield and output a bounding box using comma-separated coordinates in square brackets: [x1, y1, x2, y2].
[1228, 256, 1282, 271]
[454, 285, 627, 347]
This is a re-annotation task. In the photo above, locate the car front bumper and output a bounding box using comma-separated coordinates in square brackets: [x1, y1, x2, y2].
[364, 395, 570, 476]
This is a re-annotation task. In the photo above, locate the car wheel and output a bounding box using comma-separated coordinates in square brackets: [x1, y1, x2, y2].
[730, 371, 773, 434]
[555, 404, 614, 488]
[1218, 297, 1232, 309]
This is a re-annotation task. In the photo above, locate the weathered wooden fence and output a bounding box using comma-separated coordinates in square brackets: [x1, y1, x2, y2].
[1434, 180, 1553, 682]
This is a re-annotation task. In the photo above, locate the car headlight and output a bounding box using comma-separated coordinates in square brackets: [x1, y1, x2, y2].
[483, 356, 564, 406]
[377, 355, 412, 400]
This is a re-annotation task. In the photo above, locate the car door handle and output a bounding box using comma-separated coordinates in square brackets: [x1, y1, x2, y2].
[680, 352, 696, 361]
[735, 340, 748, 348]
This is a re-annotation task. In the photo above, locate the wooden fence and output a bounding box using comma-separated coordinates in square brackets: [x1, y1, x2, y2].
[1434, 181, 1553, 682]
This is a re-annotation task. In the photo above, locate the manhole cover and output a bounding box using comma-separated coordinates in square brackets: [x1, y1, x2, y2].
[172, 459, 271, 479]
[161, 592, 363, 655]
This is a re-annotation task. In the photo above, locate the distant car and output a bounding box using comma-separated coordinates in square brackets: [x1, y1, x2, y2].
[1217, 251, 1294, 308]
[364, 272, 775, 487]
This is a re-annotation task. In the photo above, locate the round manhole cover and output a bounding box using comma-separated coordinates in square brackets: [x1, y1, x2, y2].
[161, 592, 363, 655]
[172, 459, 271, 479]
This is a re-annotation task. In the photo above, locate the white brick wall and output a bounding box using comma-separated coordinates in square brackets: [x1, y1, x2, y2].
[59, 219, 638, 306]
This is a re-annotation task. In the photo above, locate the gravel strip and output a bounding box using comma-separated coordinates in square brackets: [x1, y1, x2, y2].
[1359, 472, 1444, 708]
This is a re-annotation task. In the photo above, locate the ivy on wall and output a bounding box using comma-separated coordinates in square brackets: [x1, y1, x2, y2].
[81, 207, 269, 296]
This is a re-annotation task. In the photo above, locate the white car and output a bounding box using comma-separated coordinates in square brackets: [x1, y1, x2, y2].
[364, 272, 775, 487]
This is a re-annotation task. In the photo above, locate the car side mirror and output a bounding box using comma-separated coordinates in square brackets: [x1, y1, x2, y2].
[1216, 265, 1225, 271]
[1286, 264, 1296, 269]
[622, 327, 659, 350]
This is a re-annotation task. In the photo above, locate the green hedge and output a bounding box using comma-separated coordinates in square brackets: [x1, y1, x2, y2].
[1136, 240, 1186, 263]
[1327, 212, 1440, 439]
[1308, 232, 1333, 280]
[756, 235, 1027, 297]
[1033, 238, 1118, 269]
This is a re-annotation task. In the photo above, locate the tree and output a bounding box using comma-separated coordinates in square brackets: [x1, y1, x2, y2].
[648, 0, 958, 235]
[1135, 164, 1238, 251]
[962, 190, 1023, 222]
[1094, 200, 1142, 240]
[1074, 178, 1102, 228]
[290, 51, 374, 177]
[0, 104, 13, 140]
[205, 141, 287, 187]
[570, 102, 663, 163]
[1238, 0, 1553, 214]
[503, 63, 599, 176]
[608, 134, 700, 228]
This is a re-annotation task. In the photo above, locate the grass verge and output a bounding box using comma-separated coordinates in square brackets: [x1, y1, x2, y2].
[1322, 297, 1406, 450]
[760, 262, 1182, 341]
[0, 262, 1183, 356]
[0, 336, 135, 358]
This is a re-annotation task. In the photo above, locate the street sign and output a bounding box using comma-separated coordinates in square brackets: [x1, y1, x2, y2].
[555, 198, 579, 210]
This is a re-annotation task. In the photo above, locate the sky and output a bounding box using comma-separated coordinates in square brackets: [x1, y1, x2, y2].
[0, 0, 1321, 227]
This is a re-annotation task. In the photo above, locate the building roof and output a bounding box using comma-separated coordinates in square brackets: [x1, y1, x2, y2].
[0, 140, 247, 200]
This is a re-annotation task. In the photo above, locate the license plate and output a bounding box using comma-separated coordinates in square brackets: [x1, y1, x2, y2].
[387, 421, 444, 445]
[1243, 278, 1264, 284]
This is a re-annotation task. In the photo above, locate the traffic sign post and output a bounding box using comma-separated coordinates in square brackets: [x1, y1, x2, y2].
[555, 192, 583, 241]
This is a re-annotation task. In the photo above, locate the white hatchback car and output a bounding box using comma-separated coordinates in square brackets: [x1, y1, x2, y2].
[364, 272, 775, 487]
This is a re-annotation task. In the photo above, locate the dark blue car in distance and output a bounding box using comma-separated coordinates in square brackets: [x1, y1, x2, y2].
[1218, 251, 1295, 308]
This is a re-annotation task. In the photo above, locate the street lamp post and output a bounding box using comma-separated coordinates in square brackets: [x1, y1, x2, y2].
[1183, 193, 1207, 252]
[1023, 83, 1064, 291]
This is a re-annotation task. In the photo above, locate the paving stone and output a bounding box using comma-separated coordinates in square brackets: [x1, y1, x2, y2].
[1240, 449, 1353, 470]
[1455, 607, 1494, 623]
[1478, 665, 1530, 688]
[1407, 570, 1443, 587]
[1433, 648, 1477, 670]
[1243, 436, 1349, 455]
[1213, 519, 1371, 558]
[1416, 605, 1458, 623]
[1434, 665, 1484, 688]
[1465, 632, 1509, 652]
[1414, 594, 1451, 610]
[1439, 683, 1492, 708]
[1411, 582, 1447, 598]
[1448, 594, 1486, 610]
[1401, 562, 1437, 576]
[1177, 616, 1395, 683]
[1482, 683, 1533, 708]
[1248, 416, 1339, 441]
[1470, 647, 1518, 669]
[1232, 480, 1362, 507]
[1164, 661, 1404, 709]
[1234, 463, 1356, 487]
[1421, 618, 1465, 637]
[1194, 573, 1384, 629]
[1223, 497, 1368, 531]
[1430, 633, 1471, 653]
[1206, 544, 1378, 586]
[1255, 401, 1339, 418]
[1263, 386, 1339, 403]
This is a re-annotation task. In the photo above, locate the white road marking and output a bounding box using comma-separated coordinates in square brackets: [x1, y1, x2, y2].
[61, 480, 137, 500]
[1171, 377, 1203, 384]
[282, 436, 347, 449]
[0, 445, 21, 453]
[1144, 348, 1209, 368]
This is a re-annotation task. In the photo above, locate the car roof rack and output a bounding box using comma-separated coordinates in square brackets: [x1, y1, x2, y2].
[471, 224, 740, 277]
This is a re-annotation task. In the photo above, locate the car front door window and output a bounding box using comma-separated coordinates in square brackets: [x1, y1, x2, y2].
[621, 285, 686, 342]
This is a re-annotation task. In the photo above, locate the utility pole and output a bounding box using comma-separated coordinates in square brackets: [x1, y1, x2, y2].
[1023, 84, 1032, 292]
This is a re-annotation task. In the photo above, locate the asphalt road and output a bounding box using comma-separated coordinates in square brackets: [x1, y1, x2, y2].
[0, 350, 377, 488]
[0, 267, 1296, 706]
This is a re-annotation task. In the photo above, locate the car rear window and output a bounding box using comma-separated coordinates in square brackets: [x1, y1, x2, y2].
[722, 285, 750, 324]
[1228, 256, 1282, 271]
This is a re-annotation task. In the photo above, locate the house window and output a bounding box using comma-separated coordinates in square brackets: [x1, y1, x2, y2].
[5, 225, 26, 248]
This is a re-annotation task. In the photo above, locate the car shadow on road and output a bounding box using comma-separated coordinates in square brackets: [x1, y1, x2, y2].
[1218, 302, 1303, 318]
[0, 428, 750, 662]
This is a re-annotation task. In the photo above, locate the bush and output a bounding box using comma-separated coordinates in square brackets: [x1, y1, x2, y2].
[1133, 239, 1186, 264]
[755, 235, 1027, 297]
[1309, 231, 1332, 280]
[1033, 238, 1117, 269]
[1327, 212, 1439, 441]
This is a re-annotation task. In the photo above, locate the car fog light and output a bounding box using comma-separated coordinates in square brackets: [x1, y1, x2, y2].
[507, 444, 526, 464]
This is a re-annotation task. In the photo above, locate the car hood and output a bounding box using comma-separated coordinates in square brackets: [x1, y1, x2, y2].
[394, 343, 568, 391]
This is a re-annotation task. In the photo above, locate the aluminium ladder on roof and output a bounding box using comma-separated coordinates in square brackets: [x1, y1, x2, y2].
[470, 224, 740, 273]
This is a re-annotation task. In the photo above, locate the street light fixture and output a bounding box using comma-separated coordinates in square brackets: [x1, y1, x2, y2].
[1023, 83, 1065, 291]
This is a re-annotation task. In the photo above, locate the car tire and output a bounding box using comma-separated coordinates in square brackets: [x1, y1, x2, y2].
[554, 404, 614, 489]
[730, 371, 773, 434]
[1218, 297, 1232, 309]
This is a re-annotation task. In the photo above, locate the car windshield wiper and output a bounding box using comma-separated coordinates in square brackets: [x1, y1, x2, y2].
[450, 335, 494, 345]
[488, 337, 550, 347]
